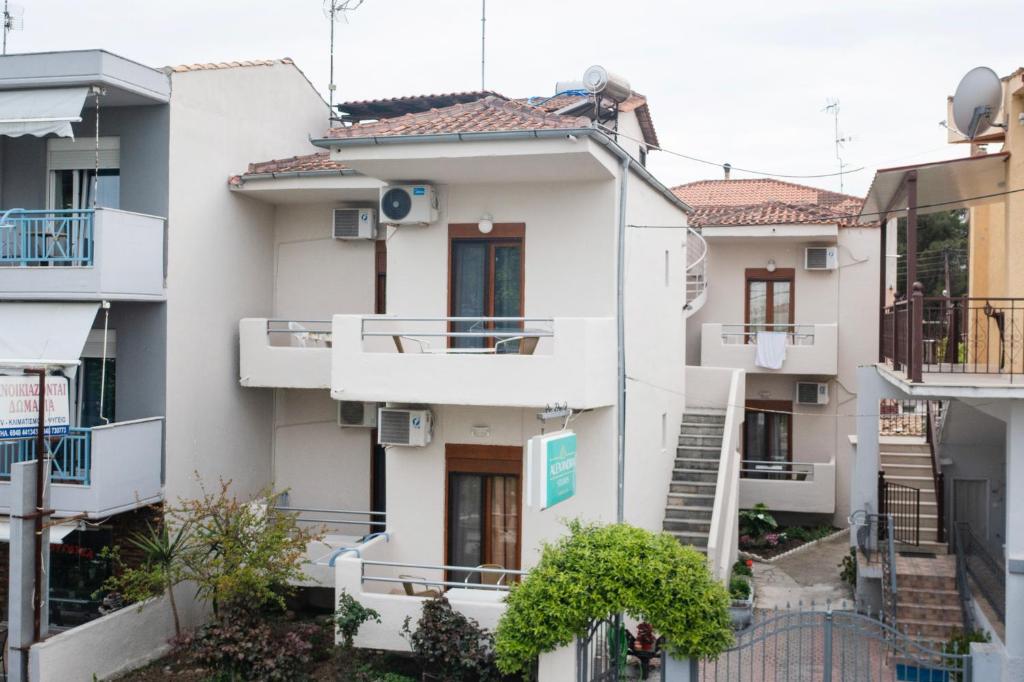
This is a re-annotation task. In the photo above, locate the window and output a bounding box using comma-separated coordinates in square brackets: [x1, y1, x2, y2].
[47, 137, 121, 210]
[743, 400, 792, 479]
[374, 240, 387, 314]
[745, 268, 794, 334]
[449, 224, 524, 351]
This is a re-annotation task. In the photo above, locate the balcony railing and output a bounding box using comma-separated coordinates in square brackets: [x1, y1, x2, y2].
[700, 323, 838, 374]
[717, 323, 817, 346]
[882, 293, 1024, 381]
[0, 208, 94, 266]
[0, 428, 91, 483]
[739, 459, 814, 480]
[361, 316, 554, 355]
[239, 318, 333, 389]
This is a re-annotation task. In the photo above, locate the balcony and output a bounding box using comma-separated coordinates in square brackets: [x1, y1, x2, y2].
[701, 323, 838, 374]
[239, 319, 332, 389]
[331, 315, 616, 409]
[0, 208, 165, 300]
[738, 458, 836, 515]
[0, 417, 163, 518]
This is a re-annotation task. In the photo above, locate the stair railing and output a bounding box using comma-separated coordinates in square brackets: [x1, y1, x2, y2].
[925, 401, 947, 544]
[952, 522, 978, 633]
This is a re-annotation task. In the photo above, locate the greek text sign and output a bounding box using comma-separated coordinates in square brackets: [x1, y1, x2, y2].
[0, 376, 71, 439]
[527, 431, 577, 510]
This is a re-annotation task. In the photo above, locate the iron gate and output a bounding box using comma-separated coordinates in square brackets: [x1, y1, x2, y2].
[879, 474, 921, 547]
[700, 606, 973, 682]
[576, 616, 624, 682]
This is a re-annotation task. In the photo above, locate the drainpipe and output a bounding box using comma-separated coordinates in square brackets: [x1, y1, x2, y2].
[616, 156, 630, 524]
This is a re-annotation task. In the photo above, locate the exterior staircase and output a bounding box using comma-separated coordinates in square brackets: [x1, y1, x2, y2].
[662, 410, 726, 553]
[892, 554, 963, 644]
[879, 437, 945, 553]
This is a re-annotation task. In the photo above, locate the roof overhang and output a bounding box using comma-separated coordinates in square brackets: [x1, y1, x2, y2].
[699, 223, 839, 240]
[230, 172, 385, 204]
[859, 152, 1009, 224]
[0, 50, 170, 106]
[312, 128, 691, 213]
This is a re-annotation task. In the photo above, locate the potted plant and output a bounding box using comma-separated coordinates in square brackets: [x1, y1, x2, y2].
[728, 561, 754, 630]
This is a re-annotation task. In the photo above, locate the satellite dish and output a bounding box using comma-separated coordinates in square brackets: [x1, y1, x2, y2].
[952, 66, 1003, 139]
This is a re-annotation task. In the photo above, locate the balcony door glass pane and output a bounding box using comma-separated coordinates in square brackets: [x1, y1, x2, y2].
[451, 242, 488, 349]
[447, 473, 484, 583]
[748, 281, 767, 332]
[489, 475, 519, 571]
[493, 244, 522, 353]
[744, 408, 791, 479]
[771, 281, 791, 331]
[78, 358, 115, 428]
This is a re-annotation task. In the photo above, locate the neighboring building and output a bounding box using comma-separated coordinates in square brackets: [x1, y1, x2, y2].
[0, 50, 328, 626]
[852, 67, 1024, 671]
[673, 177, 879, 527]
[233, 85, 743, 648]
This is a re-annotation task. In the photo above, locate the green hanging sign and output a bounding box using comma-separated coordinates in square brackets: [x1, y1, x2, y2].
[539, 432, 576, 510]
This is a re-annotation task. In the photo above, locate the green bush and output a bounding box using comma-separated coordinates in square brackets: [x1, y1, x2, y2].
[943, 629, 990, 680]
[787, 527, 812, 542]
[838, 547, 857, 587]
[402, 596, 499, 681]
[335, 589, 381, 648]
[732, 560, 753, 577]
[729, 576, 751, 601]
[495, 521, 732, 674]
[739, 503, 778, 539]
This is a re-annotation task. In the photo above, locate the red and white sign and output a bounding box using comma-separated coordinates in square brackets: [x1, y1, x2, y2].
[0, 376, 71, 439]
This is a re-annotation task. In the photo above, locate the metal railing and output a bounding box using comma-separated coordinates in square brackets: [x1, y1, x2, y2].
[276, 505, 386, 536]
[685, 227, 708, 310]
[0, 428, 91, 484]
[718, 323, 817, 346]
[361, 316, 554, 354]
[360, 559, 527, 592]
[739, 460, 814, 481]
[954, 521, 1004, 625]
[265, 319, 332, 347]
[878, 473, 920, 547]
[0, 208, 95, 266]
[882, 293, 1024, 381]
[878, 399, 928, 436]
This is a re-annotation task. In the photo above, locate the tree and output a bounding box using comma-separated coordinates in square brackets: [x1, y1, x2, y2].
[494, 521, 732, 674]
[896, 210, 968, 298]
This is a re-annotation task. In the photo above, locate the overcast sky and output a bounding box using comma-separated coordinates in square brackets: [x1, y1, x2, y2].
[9, 0, 1023, 196]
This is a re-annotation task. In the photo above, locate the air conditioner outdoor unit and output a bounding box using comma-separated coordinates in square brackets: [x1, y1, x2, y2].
[795, 381, 829, 405]
[804, 246, 838, 271]
[379, 185, 438, 225]
[332, 208, 377, 239]
[338, 401, 378, 428]
[377, 408, 433, 447]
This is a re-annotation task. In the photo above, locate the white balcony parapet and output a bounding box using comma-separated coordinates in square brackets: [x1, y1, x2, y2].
[703, 367, 744, 582]
[331, 315, 616, 409]
[701, 323, 838, 375]
[0, 208, 166, 300]
[738, 457, 836, 515]
[334, 533, 522, 652]
[239, 318, 332, 389]
[0, 417, 163, 518]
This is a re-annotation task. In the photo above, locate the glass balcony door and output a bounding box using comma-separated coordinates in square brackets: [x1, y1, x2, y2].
[449, 226, 524, 351]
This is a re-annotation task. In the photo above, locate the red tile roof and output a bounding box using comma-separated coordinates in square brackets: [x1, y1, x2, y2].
[337, 91, 504, 119]
[228, 151, 348, 185]
[672, 178, 868, 228]
[322, 96, 591, 140]
[515, 92, 658, 147]
[168, 58, 294, 72]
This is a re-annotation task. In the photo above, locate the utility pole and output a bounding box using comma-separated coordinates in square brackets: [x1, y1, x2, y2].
[325, 1, 366, 119]
[823, 99, 852, 193]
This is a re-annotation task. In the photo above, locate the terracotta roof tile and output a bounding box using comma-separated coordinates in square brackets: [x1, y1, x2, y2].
[322, 96, 591, 140]
[672, 178, 868, 228]
[168, 58, 294, 73]
[338, 91, 504, 119]
[228, 151, 348, 185]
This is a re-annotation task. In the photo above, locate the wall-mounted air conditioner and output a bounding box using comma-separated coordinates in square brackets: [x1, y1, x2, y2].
[338, 401, 378, 428]
[804, 246, 838, 271]
[377, 408, 433, 446]
[795, 381, 829, 405]
[379, 185, 438, 225]
[333, 208, 377, 239]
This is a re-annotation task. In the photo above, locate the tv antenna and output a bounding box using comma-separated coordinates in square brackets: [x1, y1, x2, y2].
[3, 1, 24, 55]
[480, 0, 486, 91]
[823, 98, 852, 193]
[951, 66, 1005, 139]
[324, 0, 366, 115]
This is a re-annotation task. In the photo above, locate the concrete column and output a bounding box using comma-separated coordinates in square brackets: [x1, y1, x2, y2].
[1004, 401, 1024, 672]
[852, 367, 885, 524]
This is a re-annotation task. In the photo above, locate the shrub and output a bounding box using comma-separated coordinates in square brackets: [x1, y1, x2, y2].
[729, 576, 751, 601]
[787, 527, 812, 542]
[732, 560, 753, 577]
[402, 596, 498, 681]
[943, 629, 990, 679]
[495, 521, 732, 674]
[838, 547, 857, 587]
[182, 613, 328, 681]
[335, 589, 381, 648]
[739, 503, 778, 539]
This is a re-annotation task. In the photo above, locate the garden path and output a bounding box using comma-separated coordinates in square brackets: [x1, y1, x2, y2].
[751, 530, 854, 611]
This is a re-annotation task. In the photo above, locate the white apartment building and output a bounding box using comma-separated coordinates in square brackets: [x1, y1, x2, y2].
[674, 178, 880, 526]
[234, 87, 744, 647]
[0, 50, 329, 627]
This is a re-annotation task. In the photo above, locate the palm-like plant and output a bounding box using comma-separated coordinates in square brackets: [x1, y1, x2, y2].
[129, 521, 192, 636]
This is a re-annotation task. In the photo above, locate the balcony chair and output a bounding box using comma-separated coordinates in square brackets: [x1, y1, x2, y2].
[466, 563, 507, 587]
[399, 575, 440, 598]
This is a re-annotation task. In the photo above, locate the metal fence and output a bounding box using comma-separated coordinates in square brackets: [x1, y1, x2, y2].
[954, 522, 1005, 624]
[577, 616, 623, 682]
[0, 208, 94, 266]
[0, 429, 91, 484]
[700, 604, 974, 681]
[878, 475, 920, 547]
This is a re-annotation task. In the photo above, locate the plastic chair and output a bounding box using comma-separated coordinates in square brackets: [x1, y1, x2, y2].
[400, 575, 440, 598]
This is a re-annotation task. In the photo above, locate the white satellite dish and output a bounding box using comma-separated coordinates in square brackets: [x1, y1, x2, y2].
[952, 66, 1003, 139]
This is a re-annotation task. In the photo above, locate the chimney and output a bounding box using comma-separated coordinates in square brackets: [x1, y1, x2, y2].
[723, 163, 732, 180]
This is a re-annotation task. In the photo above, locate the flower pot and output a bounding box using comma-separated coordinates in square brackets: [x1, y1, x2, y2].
[728, 578, 754, 630]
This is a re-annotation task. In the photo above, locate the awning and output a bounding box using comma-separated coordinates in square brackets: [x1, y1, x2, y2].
[0, 520, 78, 543]
[0, 87, 89, 138]
[0, 302, 99, 374]
[859, 152, 1010, 224]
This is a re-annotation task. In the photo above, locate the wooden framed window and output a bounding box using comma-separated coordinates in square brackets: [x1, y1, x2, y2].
[448, 224, 524, 350]
[743, 400, 793, 477]
[444, 444, 522, 583]
[745, 268, 795, 333]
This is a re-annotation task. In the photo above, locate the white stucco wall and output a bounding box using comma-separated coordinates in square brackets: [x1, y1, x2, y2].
[691, 225, 880, 523]
[165, 63, 329, 502]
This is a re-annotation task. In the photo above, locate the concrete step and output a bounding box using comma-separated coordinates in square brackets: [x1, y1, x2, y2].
[674, 456, 720, 471]
[663, 518, 712, 533]
[665, 529, 710, 545]
[672, 468, 719, 483]
[897, 587, 959, 607]
[676, 445, 721, 458]
[666, 492, 715, 507]
[895, 618, 962, 640]
[897, 602, 962, 622]
[664, 505, 713, 520]
[678, 434, 725, 447]
[670, 481, 718, 495]
[681, 412, 726, 424]
[895, 573, 956, 591]
[879, 452, 933, 466]
[881, 463, 935, 479]
[679, 425, 724, 438]
[879, 443, 931, 454]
